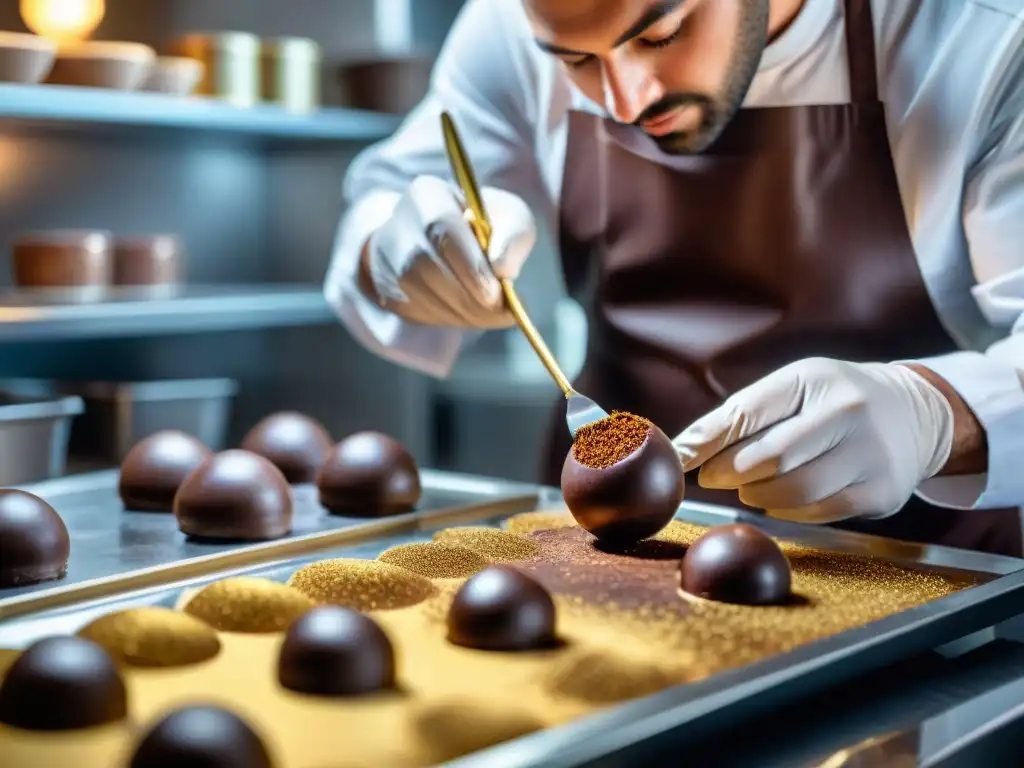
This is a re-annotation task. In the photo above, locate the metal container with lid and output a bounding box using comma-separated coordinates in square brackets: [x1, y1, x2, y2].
[337, 55, 432, 115]
[261, 37, 321, 113]
[171, 32, 259, 107]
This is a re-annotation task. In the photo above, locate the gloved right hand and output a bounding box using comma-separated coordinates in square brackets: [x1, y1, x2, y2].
[363, 175, 537, 328]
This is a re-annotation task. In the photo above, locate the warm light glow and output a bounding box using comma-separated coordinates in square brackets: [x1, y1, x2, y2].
[20, 0, 106, 44]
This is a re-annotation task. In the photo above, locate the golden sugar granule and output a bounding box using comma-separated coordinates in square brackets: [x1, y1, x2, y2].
[378, 542, 488, 579]
[78, 607, 221, 668]
[504, 511, 576, 535]
[288, 558, 436, 611]
[541, 646, 686, 704]
[410, 701, 544, 765]
[572, 411, 651, 469]
[432, 527, 538, 562]
[652, 519, 707, 546]
[182, 576, 316, 633]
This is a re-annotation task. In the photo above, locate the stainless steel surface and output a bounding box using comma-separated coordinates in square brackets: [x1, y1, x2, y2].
[0, 468, 538, 620]
[0, 285, 334, 340]
[0, 390, 83, 485]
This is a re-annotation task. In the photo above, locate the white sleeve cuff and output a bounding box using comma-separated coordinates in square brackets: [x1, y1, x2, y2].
[911, 351, 1024, 510]
[324, 191, 473, 380]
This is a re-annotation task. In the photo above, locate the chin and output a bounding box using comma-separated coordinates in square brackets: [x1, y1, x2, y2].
[655, 123, 727, 155]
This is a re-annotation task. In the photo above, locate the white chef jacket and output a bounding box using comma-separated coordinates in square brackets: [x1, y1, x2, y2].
[325, 0, 1024, 512]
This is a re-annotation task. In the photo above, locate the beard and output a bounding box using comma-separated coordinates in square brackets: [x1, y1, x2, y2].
[639, 0, 770, 154]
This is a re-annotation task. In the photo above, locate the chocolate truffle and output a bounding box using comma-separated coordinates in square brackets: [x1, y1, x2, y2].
[561, 412, 685, 548]
[447, 566, 557, 651]
[680, 523, 792, 606]
[119, 430, 212, 512]
[0, 489, 70, 588]
[0, 636, 127, 730]
[241, 411, 333, 485]
[129, 705, 274, 768]
[174, 450, 293, 541]
[315, 431, 421, 516]
[278, 606, 395, 696]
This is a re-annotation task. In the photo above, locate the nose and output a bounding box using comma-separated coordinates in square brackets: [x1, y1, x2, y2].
[602, 56, 663, 124]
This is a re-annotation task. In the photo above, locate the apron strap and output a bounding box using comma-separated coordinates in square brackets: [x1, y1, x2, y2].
[843, 0, 880, 103]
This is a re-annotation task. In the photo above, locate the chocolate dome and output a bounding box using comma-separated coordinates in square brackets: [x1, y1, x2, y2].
[680, 523, 792, 605]
[119, 430, 212, 512]
[0, 489, 70, 588]
[447, 566, 557, 651]
[241, 411, 333, 484]
[174, 450, 293, 541]
[316, 431, 421, 516]
[129, 705, 273, 768]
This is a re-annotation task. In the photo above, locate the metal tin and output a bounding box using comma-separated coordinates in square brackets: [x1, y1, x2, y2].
[261, 37, 321, 113]
[0, 390, 83, 485]
[337, 55, 432, 114]
[172, 32, 260, 107]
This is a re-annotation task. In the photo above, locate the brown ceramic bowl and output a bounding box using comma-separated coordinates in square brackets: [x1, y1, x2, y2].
[46, 41, 155, 90]
[141, 56, 204, 95]
[12, 230, 113, 290]
[0, 31, 55, 84]
[113, 235, 182, 286]
[337, 56, 432, 114]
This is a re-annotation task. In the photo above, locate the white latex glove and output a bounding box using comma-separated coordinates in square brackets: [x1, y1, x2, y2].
[365, 175, 537, 328]
[672, 358, 955, 523]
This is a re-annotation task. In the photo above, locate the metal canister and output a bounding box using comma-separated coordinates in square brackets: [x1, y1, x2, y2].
[171, 32, 260, 107]
[260, 37, 321, 113]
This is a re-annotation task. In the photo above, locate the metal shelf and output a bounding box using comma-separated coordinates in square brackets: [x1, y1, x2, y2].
[0, 83, 402, 143]
[0, 285, 335, 340]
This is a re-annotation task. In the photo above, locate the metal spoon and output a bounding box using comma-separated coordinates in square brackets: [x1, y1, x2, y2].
[440, 111, 609, 436]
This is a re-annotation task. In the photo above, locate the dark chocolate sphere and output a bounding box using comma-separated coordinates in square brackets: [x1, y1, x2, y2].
[278, 606, 395, 696]
[447, 566, 556, 651]
[119, 430, 212, 512]
[0, 489, 70, 588]
[129, 705, 274, 768]
[680, 524, 792, 606]
[561, 421, 684, 547]
[0, 636, 127, 730]
[241, 411, 333, 485]
[174, 450, 293, 541]
[315, 431, 421, 516]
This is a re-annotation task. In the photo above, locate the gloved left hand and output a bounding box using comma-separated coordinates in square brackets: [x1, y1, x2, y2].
[672, 358, 955, 524]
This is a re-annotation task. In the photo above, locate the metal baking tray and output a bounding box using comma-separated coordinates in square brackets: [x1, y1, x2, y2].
[0, 468, 539, 621]
[1, 494, 1022, 767]
[0, 389, 83, 486]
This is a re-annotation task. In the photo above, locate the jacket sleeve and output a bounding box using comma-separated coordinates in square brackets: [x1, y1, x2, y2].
[914, 112, 1024, 510]
[323, 0, 547, 378]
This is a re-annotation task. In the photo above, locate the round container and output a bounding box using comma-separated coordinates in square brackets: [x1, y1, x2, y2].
[261, 37, 320, 113]
[337, 56, 432, 114]
[141, 56, 204, 95]
[113, 235, 182, 287]
[46, 41, 156, 90]
[12, 230, 113, 291]
[0, 31, 55, 84]
[172, 32, 260, 108]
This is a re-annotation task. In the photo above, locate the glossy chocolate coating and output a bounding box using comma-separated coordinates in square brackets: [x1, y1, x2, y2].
[278, 606, 395, 696]
[129, 705, 274, 768]
[241, 411, 333, 485]
[315, 431, 421, 516]
[447, 566, 556, 651]
[680, 524, 792, 606]
[0, 636, 127, 730]
[119, 430, 212, 512]
[561, 423, 684, 547]
[0, 489, 70, 588]
[174, 450, 293, 541]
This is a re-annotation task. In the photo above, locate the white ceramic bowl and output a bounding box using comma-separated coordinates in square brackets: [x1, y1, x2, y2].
[46, 41, 156, 90]
[0, 31, 56, 84]
[141, 55, 204, 95]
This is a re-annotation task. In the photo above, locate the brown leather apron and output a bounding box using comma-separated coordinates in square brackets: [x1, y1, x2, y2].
[541, 0, 1022, 557]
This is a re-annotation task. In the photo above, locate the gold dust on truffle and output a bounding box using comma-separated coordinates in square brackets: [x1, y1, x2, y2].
[541, 646, 687, 704]
[410, 701, 545, 764]
[77, 607, 221, 668]
[378, 542, 488, 579]
[288, 558, 436, 611]
[504, 511, 575, 535]
[182, 576, 316, 633]
[432, 527, 538, 562]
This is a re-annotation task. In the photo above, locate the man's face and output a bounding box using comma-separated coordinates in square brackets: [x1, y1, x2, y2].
[525, 0, 770, 153]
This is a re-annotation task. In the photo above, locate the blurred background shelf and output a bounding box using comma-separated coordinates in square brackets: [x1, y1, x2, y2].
[0, 83, 403, 144]
[0, 285, 334, 340]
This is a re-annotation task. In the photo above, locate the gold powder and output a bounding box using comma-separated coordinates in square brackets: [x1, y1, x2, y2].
[433, 527, 538, 561]
[182, 576, 316, 633]
[378, 542, 488, 579]
[77, 607, 220, 668]
[542, 646, 686, 704]
[410, 701, 545, 764]
[288, 558, 436, 611]
[505, 511, 576, 535]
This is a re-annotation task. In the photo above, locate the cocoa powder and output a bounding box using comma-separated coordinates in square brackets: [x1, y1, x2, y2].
[571, 411, 651, 469]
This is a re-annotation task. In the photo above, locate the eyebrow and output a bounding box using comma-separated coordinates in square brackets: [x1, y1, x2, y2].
[534, 0, 686, 56]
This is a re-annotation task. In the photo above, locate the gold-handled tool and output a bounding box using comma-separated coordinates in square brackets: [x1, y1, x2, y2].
[440, 110, 608, 436]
